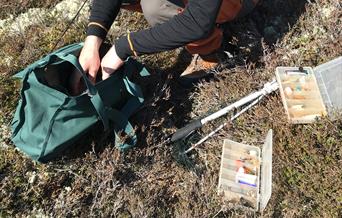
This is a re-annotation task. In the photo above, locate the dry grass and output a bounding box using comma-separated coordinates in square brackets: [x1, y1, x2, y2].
[1, 0, 342, 217]
[0, 0, 61, 19]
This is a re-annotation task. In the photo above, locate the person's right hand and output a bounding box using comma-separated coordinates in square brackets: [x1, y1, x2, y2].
[70, 36, 103, 96]
[79, 35, 103, 84]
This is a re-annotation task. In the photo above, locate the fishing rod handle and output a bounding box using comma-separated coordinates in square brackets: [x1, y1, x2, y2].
[202, 91, 262, 124]
[170, 119, 203, 142]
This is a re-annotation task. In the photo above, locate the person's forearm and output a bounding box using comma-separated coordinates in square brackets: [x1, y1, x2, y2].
[87, 0, 122, 40]
[115, 0, 222, 60]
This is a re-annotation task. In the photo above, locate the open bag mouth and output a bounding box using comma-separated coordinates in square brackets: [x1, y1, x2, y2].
[34, 43, 112, 97]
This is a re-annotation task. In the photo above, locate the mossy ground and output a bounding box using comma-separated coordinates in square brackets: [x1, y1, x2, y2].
[0, 0, 341, 217]
[0, 0, 61, 20]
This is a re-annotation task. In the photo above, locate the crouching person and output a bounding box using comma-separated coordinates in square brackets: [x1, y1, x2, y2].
[79, 0, 259, 84]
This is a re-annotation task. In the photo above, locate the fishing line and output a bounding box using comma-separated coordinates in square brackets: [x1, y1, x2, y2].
[51, 0, 89, 52]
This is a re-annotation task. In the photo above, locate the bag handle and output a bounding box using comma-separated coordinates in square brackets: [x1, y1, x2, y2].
[121, 59, 149, 117]
[111, 60, 149, 149]
[111, 93, 143, 150]
[49, 53, 110, 130]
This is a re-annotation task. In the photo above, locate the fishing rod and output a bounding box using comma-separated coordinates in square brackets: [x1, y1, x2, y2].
[184, 94, 264, 154]
[169, 79, 279, 150]
[51, 0, 89, 52]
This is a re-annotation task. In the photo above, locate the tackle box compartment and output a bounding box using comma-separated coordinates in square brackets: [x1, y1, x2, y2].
[218, 129, 273, 211]
[275, 56, 342, 123]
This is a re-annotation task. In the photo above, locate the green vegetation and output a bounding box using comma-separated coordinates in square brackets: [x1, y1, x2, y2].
[0, 0, 341, 217]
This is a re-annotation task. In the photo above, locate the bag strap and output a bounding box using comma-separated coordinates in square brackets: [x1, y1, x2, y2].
[51, 43, 84, 56]
[49, 53, 110, 130]
[110, 59, 150, 150]
[107, 108, 138, 150]
[94, 58, 147, 132]
[121, 58, 149, 117]
[111, 97, 141, 150]
[112, 80, 143, 150]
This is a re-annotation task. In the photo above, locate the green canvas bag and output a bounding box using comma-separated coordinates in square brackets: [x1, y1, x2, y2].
[11, 43, 149, 162]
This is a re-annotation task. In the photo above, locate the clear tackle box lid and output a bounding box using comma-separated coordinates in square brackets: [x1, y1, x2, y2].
[260, 129, 273, 211]
[314, 56, 342, 118]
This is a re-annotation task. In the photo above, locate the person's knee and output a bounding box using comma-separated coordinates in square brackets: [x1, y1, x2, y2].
[140, 0, 165, 26]
[141, 0, 180, 26]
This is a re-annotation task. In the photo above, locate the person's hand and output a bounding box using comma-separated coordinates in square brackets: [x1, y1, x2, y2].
[101, 45, 125, 80]
[79, 36, 103, 83]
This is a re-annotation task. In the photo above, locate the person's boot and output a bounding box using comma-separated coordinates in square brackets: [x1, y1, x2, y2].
[179, 51, 228, 86]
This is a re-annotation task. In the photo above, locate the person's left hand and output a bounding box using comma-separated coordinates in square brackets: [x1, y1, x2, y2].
[101, 45, 125, 80]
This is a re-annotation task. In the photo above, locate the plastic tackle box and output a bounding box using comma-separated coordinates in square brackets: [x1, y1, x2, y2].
[218, 130, 273, 212]
[276, 56, 342, 124]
